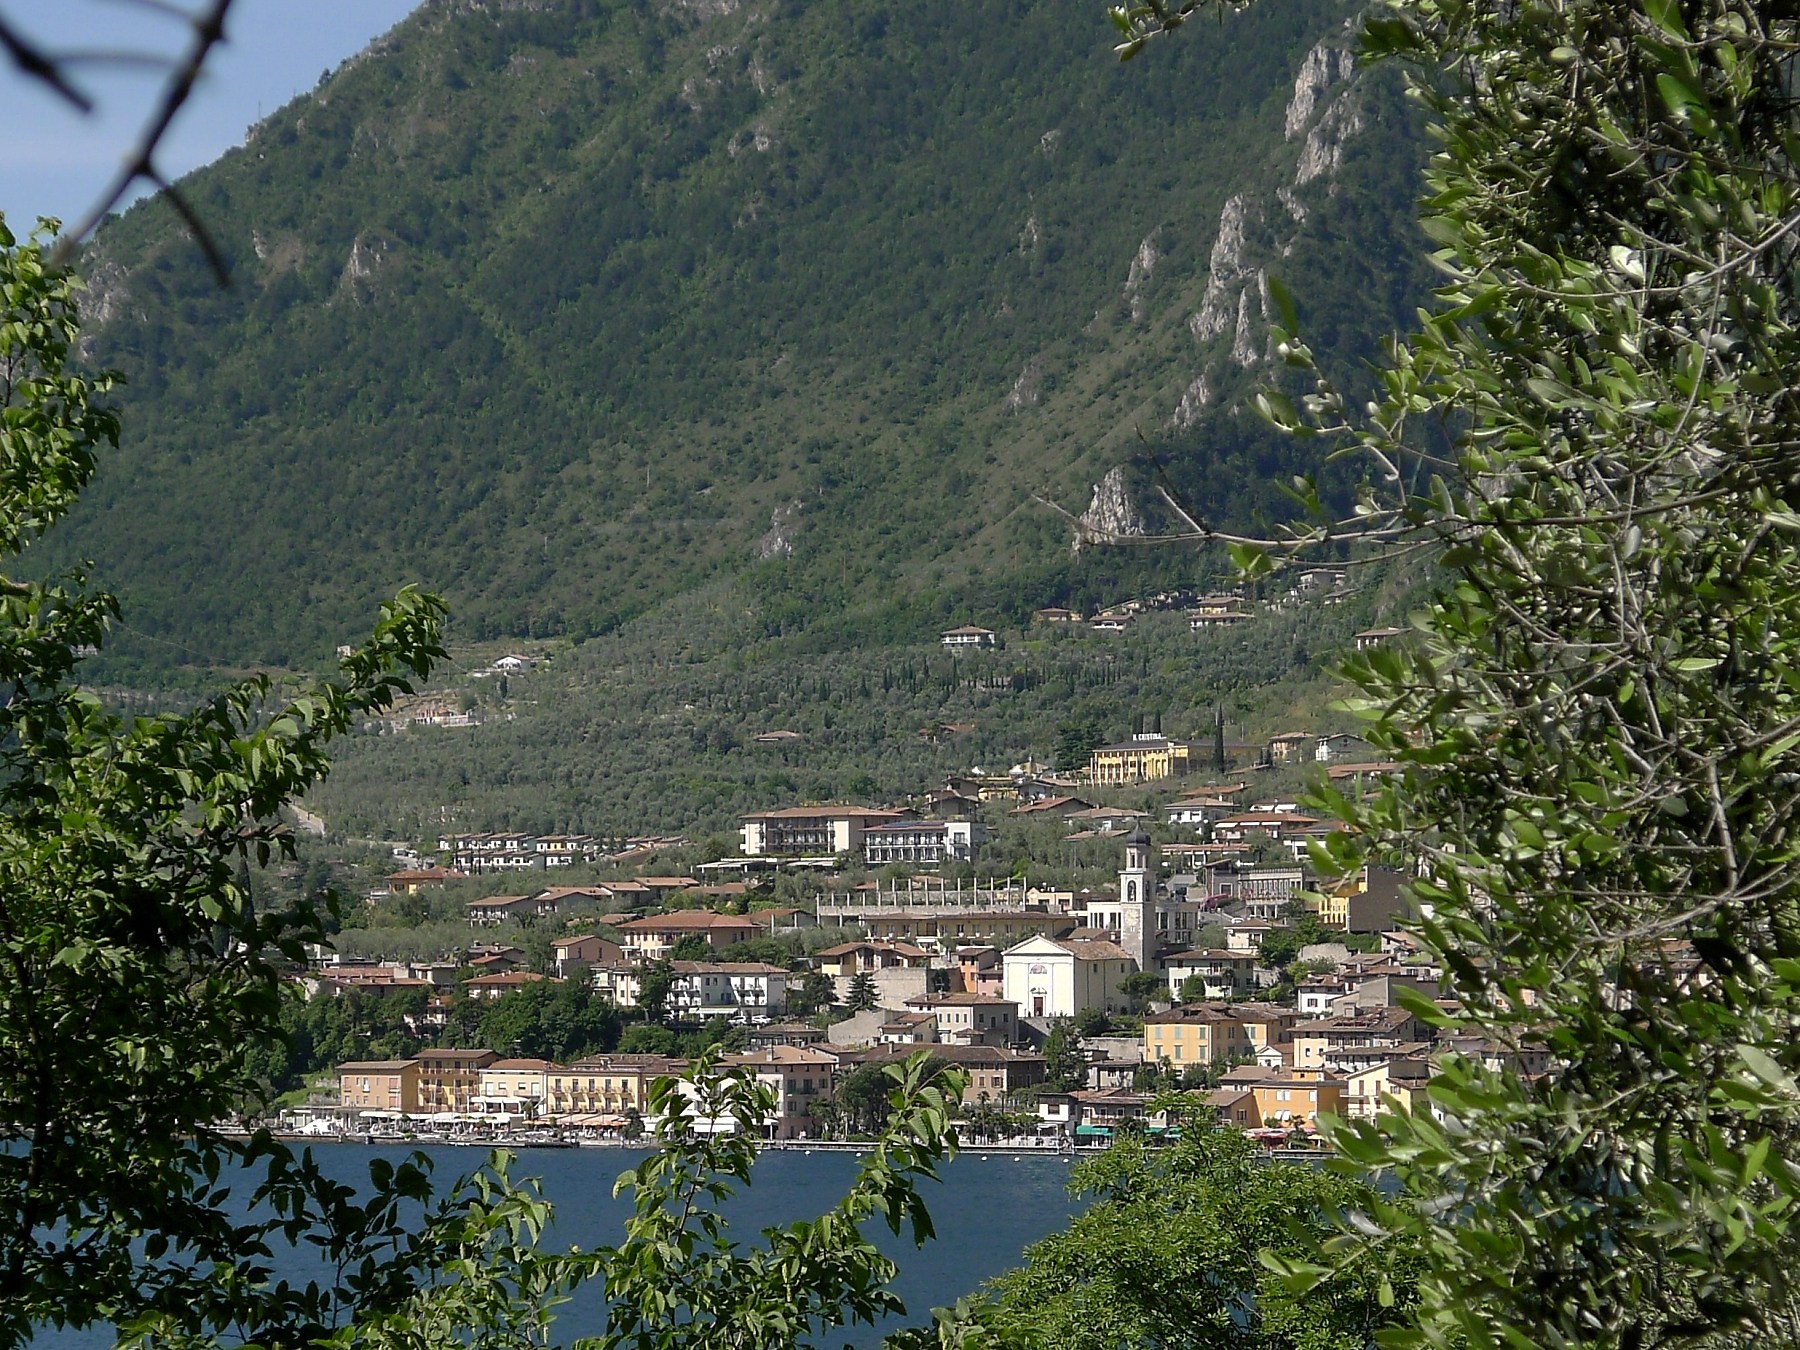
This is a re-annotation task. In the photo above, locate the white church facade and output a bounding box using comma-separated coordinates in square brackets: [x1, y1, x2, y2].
[1000, 828, 1158, 1018]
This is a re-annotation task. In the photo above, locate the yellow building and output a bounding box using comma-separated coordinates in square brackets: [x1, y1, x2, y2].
[415, 1049, 498, 1114]
[547, 1054, 688, 1117]
[339, 1059, 422, 1116]
[1143, 1005, 1257, 1067]
[1089, 736, 1194, 785]
[1211, 1066, 1346, 1128]
[476, 1058, 553, 1116]
[1344, 1057, 1432, 1119]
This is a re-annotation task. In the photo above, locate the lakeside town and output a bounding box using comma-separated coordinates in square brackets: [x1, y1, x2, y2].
[291, 704, 1569, 1153]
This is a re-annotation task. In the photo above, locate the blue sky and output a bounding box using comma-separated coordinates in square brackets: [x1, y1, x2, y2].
[2, 0, 422, 233]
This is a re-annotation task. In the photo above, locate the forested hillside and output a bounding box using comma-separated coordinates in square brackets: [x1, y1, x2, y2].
[46, 0, 1426, 678]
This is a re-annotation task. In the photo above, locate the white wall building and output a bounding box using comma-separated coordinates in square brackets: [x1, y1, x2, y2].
[939, 626, 997, 649]
[1002, 934, 1136, 1019]
[861, 819, 983, 866]
[666, 961, 790, 1023]
[902, 993, 1019, 1046]
[740, 807, 908, 857]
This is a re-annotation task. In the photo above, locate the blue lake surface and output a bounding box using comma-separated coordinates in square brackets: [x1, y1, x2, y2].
[32, 1143, 1085, 1348]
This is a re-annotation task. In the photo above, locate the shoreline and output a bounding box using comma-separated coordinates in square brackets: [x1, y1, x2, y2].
[244, 1129, 1330, 1165]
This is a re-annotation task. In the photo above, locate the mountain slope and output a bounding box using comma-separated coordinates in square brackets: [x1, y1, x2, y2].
[51, 0, 1424, 675]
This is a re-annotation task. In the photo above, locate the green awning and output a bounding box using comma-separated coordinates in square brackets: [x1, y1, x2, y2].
[1075, 1124, 1114, 1137]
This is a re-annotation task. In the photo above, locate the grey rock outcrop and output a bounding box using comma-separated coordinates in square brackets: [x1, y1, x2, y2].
[1123, 234, 1160, 322]
[757, 501, 801, 559]
[1190, 194, 1253, 342]
[1075, 465, 1149, 551]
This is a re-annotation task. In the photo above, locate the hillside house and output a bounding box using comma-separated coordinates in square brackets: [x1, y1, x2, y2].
[1267, 732, 1312, 763]
[665, 961, 790, 1023]
[1143, 1004, 1261, 1068]
[549, 1054, 688, 1118]
[414, 1049, 498, 1114]
[340, 1060, 422, 1117]
[860, 818, 983, 866]
[902, 993, 1019, 1046]
[814, 940, 933, 977]
[475, 1059, 553, 1116]
[1343, 1056, 1433, 1119]
[1161, 948, 1261, 1000]
[466, 893, 556, 927]
[1314, 732, 1375, 762]
[1353, 627, 1404, 650]
[858, 910, 1077, 949]
[1010, 794, 1094, 819]
[463, 971, 552, 1001]
[1213, 1064, 1346, 1129]
[1203, 862, 1307, 916]
[615, 911, 765, 960]
[386, 867, 464, 896]
[1292, 1008, 1424, 1071]
[1163, 795, 1237, 827]
[551, 934, 624, 980]
[940, 625, 997, 649]
[1314, 866, 1415, 933]
[879, 1011, 939, 1044]
[839, 1044, 1047, 1106]
[1188, 610, 1251, 631]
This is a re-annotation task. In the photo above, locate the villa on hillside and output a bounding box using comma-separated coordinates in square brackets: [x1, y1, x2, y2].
[940, 625, 997, 649]
[1090, 735, 1195, 785]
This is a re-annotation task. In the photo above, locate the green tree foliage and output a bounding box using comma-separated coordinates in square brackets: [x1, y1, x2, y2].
[847, 970, 880, 1012]
[475, 980, 623, 1061]
[1121, 0, 1800, 1342]
[617, 1024, 679, 1057]
[313, 599, 1379, 842]
[791, 970, 839, 1017]
[597, 1054, 1027, 1349]
[636, 957, 677, 1022]
[0, 223, 570, 1347]
[834, 1062, 898, 1136]
[1040, 1017, 1087, 1092]
[1118, 970, 1167, 1014]
[991, 1122, 1420, 1348]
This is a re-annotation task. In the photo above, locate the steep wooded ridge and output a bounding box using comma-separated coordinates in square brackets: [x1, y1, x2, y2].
[49, 0, 1423, 675]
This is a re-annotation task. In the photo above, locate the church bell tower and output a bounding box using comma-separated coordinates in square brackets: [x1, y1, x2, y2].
[1118, 826, 1156, 972]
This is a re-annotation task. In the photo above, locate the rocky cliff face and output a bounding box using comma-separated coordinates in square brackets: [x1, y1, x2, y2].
[1165, 33, 1370, 428]
[1075, 465, 1149, 551]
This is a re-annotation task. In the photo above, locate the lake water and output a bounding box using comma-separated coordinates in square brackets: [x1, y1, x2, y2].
[32, 1143, 1085, 1348]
